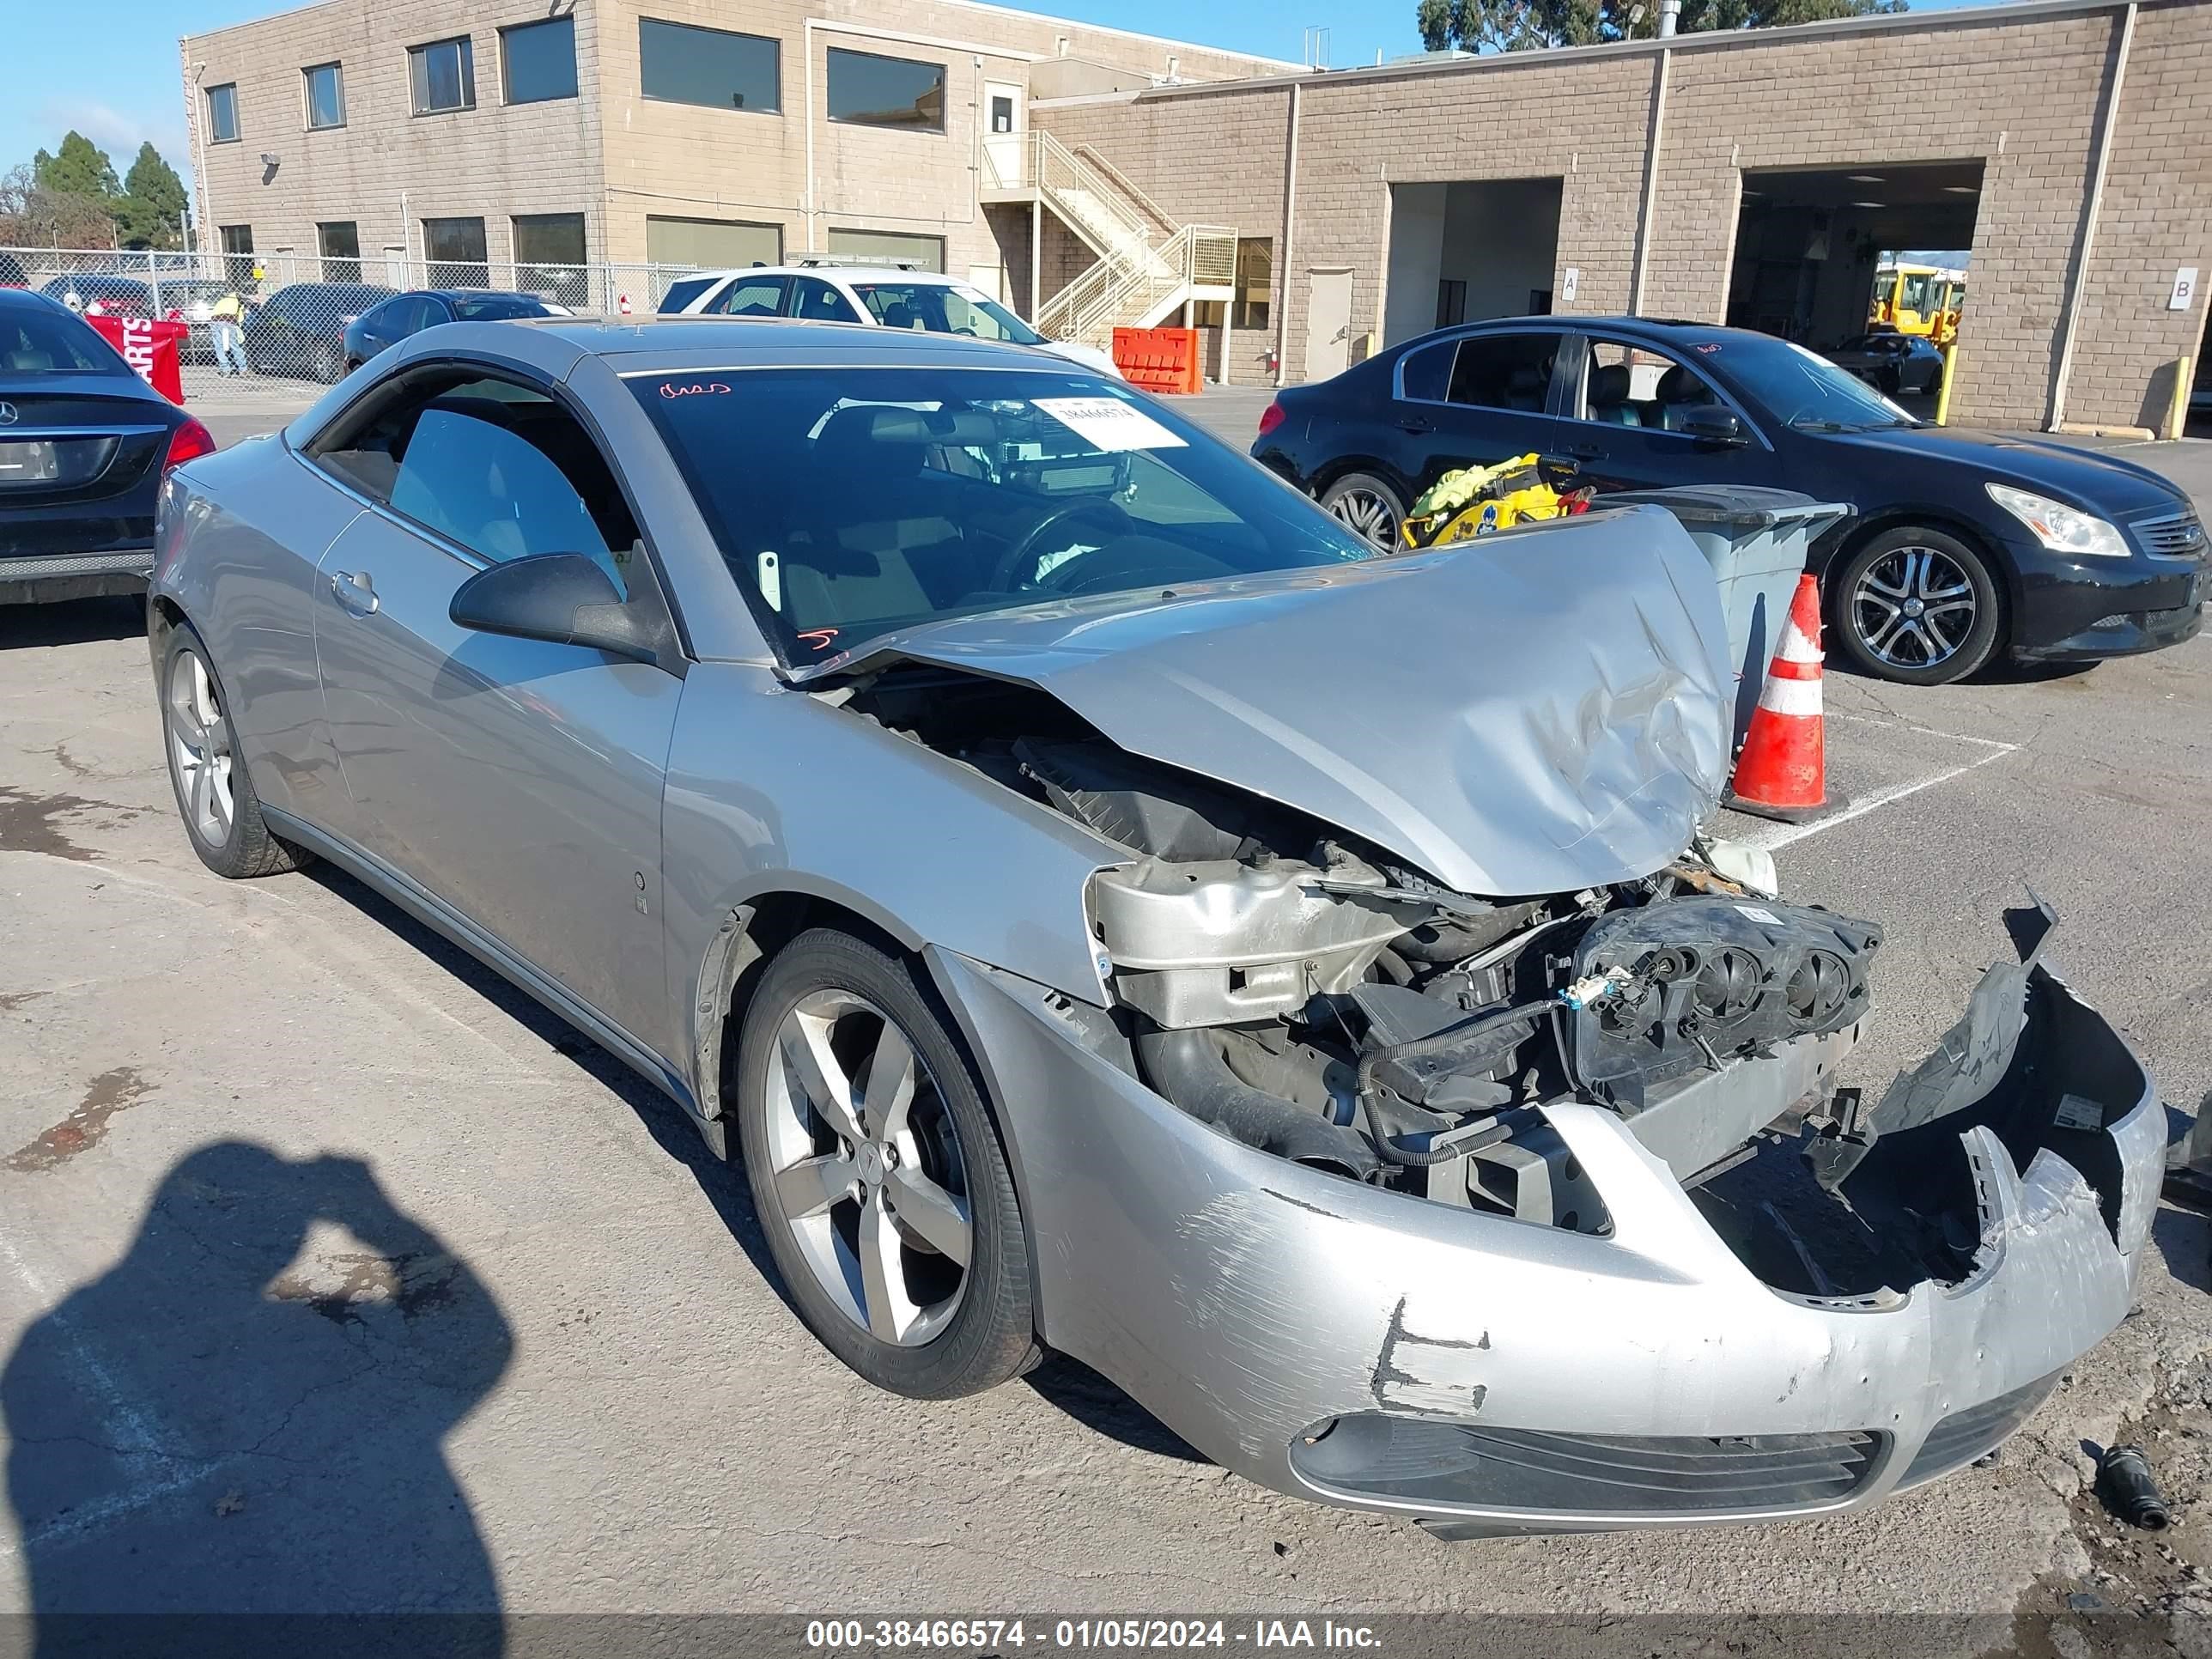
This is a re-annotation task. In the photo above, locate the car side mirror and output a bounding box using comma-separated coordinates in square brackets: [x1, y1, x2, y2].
[1682, 409, 1747, 446]
[449, 552, 666, 667]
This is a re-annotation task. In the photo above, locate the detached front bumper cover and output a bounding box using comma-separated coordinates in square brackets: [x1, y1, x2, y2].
[936, 897, 2162, 1535]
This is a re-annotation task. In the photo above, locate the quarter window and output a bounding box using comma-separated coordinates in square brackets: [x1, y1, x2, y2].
[639, 19, 781, 112]
[206, 82, 240, 143]
[501, 16, 576, 105]
[410, 37, 477, 115]
[304, 63, 346, 130]
[826, 48, 945, 132]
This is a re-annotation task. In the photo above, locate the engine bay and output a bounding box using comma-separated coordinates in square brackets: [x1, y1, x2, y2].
[837, 661, 2132, 1300]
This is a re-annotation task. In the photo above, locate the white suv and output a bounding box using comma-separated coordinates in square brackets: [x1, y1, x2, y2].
[656, 262, 1122, 379]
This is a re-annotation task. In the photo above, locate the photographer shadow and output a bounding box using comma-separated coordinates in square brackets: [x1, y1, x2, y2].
[3, 1140, 511, 1656]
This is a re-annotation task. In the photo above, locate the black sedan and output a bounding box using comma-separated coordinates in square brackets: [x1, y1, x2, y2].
[343, 289, 559, 372]
[1826, 331, 1948, 396]
[244, 282, 397, 383]
[1255, 318, 2203, 684]
[0, 289, 213, 605]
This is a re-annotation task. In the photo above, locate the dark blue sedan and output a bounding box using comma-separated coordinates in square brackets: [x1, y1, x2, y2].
[342, 290, 559, 373]
[1255, 317, 2203, 684]
[0, 289, 213, 605]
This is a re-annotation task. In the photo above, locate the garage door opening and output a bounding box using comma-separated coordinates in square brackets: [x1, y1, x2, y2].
[1726, 161, 1984, 360]
[1383, 178, 1563, 349]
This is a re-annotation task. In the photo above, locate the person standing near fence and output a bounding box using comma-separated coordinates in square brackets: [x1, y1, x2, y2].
[210, 287, 248, 378]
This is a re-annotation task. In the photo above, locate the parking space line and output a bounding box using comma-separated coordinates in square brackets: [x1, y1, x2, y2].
[1827, 709, 2019, 751]
[1734, 731, 2019, 854]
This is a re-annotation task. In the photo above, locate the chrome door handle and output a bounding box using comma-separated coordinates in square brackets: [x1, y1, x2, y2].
[330, 568, 379, 614]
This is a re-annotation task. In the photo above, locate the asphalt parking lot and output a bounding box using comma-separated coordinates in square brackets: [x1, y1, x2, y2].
[6, 382, 2212, 1644]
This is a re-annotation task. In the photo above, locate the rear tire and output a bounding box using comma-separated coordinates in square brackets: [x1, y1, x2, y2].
[734, 928, 1036, 1400]
[311, 341, 343, 384]
[158, 622, 310, 878]
[1318, 471, 1407, 553]
[1829, 525, 2003, 686]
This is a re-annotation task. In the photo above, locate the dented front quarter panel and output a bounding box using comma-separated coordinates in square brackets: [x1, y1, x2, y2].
[933, 951, 2163, 1534]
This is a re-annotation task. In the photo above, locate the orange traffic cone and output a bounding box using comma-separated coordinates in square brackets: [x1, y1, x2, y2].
[1725, 574, 1846, 824]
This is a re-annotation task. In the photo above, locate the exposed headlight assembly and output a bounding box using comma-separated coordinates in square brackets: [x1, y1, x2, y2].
[1986, 483, 2130, 557]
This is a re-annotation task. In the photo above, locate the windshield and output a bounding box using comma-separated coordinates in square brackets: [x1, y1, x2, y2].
[633, 366, 1376, 665]
[849, 282, 1044, 347]
[1704, 334, 1915, 429]
[0, 307, 128, 374]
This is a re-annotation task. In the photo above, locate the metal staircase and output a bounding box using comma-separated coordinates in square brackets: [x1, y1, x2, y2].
[981, 130, 1236, 349]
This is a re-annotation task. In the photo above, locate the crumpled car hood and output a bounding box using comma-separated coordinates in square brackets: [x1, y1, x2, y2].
[805, 504, 1732, 895]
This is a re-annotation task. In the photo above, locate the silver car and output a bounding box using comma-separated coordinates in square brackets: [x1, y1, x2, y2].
[150, 317, 2163, 1538]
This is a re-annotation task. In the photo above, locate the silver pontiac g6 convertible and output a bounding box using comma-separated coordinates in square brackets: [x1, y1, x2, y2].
[150, 316, 2163, 1537]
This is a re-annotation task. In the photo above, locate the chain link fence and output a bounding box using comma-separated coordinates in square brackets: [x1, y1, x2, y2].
[3, 245, 710, 399]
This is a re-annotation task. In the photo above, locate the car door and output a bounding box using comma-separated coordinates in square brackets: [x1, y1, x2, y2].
[304, 365, 684, 1052]
[1553, 334, 1772, 495]
[704, 275, 790, 318]
[1389, 329, 1571, 501]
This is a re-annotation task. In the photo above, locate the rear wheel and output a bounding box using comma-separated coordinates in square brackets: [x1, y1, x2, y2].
[1830, 526, 2002, 685]
[311, 341, 343, 384]
[158, 623, 308, 878]
[734, 929, 1036, 1399]
[1318, 471, 1407, 552]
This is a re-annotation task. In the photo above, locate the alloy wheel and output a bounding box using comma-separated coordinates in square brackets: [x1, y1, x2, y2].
[166, 649, 235, 847]
[1849, 544, 1978, 671]
[763, 988, 972, 1347]
[1327, 487, 1400, 552]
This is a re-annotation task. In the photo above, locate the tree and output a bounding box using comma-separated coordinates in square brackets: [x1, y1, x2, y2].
[116, 143, 189, 249]
[33, 131, 119, 202]
[1417, 0, 1902, 52]
[0, 161, 117, 249]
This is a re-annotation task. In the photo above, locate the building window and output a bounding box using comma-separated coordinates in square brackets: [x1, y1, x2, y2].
[825, 48, 945, 132]
[219, 224, 254, 287]
[205, 83, 240, 144]
[639, 19, 780, 113]
[646, 215, 781, 270]
[318, 221, 361, 281]
[989, 94, 1014, 134]
[423, 216, 489, 288]
[410, 37, 477, 116]
[1233, 237, 1272, 331]
[513, 213, 587, 307]
[826, 228, 945, 272]
[303, 62, 345, 130]
[501, 16, 576, 106]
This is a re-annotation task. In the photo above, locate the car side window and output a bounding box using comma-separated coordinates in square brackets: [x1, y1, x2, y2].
[1581, 337, 1728, 434]
[659, 276, 717, 313]
[313, 372, 641, 592]
[1397, 341, 1453, 403]
[708, 276, 789, 317]
[1443, 332, 1563, 413]
[789, 276, 861, 323]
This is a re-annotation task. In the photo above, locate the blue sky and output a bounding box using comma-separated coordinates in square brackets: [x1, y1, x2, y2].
[3, 0, 2025, 199]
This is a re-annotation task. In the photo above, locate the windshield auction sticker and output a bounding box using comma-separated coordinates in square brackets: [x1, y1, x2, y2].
[1032, 397, 1188, 452]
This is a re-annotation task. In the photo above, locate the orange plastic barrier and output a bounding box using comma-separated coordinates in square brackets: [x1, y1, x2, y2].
[1111, 326, 1202, 395]
[84, 314, 188, 405]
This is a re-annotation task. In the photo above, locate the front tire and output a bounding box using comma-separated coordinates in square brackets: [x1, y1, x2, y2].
[1829, 526, 2002, 685]
[1318, 471, 1407, 552]
[159, 622, 308, 878]
[734, 928, 1035, 1400]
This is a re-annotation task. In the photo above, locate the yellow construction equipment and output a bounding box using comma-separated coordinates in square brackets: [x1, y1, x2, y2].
[1869, 261, 1966, 345]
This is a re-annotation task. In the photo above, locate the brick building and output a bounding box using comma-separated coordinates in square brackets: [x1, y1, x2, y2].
[1032, 0, 2211, 431]
[178, 0, 1289, 306]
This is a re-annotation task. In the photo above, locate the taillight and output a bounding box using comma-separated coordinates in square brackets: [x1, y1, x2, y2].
[162, 417, 216, 473]
[1256, 400, 1287, 438]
